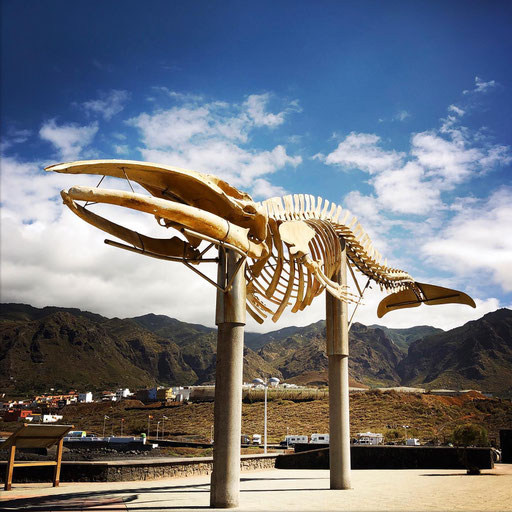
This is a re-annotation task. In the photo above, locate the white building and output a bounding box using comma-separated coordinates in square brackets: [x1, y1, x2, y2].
[116, 388, 131, 401]
[42, 414, 63, 423]
[78, 392, 93, 403]
[172, 386, 191, 401]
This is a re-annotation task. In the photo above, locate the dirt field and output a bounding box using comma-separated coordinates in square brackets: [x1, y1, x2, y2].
[2, 390, 508, 447]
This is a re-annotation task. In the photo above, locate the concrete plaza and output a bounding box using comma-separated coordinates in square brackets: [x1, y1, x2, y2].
[1, 465, 511, 511]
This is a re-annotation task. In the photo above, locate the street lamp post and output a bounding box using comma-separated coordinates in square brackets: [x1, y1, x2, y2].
[148, 415, 153, 437]
[121, 418, 124, 437]
[252, 377, 280, 454]
[156, 421, 161, 440]
[162, 416, 167, 440]
[403, 425, 410, 443]
[102, 415, 109, 438]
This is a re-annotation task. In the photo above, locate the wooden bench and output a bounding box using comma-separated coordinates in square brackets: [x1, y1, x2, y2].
[1, 423, 73, 490]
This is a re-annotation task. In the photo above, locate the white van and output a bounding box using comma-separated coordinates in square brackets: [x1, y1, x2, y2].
[252, 434, 262, 445]
[310, 433, 329, 444]
[281, 435, 308, 447]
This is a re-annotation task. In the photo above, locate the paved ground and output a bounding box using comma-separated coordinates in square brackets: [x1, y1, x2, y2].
[1, 464, 511, 511]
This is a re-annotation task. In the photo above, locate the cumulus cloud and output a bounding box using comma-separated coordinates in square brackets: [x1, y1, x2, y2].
[342, 190, 393, 256]
[321, 91, 510, 216]
[250, 178, 287, 199]
[423, 187, 512, 292]
[244, 93, 286, 127]
[0, 153, 218, 326]
[411, 131, 485, 186]
[372, 162, 442, 214]
[1, 91, 304, 330]
[322, 132, 405, 174]
[39, 119, 98, 160]
[128, 93, 302, 193]
[352, 284, 501, 331]
[82, 90, 130, 120]
[2, 83, 508, 333]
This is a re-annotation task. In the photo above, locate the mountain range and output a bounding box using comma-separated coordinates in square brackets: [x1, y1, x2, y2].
[1, 303, 511, 396]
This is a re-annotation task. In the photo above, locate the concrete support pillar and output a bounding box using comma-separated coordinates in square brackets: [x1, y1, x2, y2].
[210, 248, 246, 508]
[326, 238, 351, 490]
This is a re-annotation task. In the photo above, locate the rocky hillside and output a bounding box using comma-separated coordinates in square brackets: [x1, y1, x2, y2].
[398, 308, 512, 395]
[0, 305, 279, 392]
[368, 324, 444, 354]
[1, 303, 511, 395]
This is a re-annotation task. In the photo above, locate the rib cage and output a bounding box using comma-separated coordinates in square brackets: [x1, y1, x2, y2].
[245, 194, 414, 324]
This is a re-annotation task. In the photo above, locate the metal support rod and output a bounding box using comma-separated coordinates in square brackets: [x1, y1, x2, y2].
[264, 384, 268, 455]
[210, 248, 246, 508]
[348, 278, 371, 330]
[326, 238, 351, 490]
[104, 239, 219, 263]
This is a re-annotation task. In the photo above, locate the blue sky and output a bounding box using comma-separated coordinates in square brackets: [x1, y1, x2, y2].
[1, 1, 511, 331]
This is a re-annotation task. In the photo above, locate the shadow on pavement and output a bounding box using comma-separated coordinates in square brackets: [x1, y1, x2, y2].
[420, 473, 501, 477]
[0, 482, 210, 511]
[0, 475, 333, 511]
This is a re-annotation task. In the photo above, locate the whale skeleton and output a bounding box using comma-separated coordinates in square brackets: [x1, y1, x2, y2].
[46, 159, 476, 324]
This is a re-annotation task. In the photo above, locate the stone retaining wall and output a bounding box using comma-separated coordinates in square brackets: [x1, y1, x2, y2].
[0, 454, 278, 484]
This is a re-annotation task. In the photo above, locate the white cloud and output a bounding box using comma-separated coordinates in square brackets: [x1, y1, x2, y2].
[82, 90, 130, 120]
[150, 87, 204, 103]
[0, 153, 218, 326]
[244, 93, 285, 127]
[0, 212, 218, 326]
[373, 162, 442, 215]
[2, 83, 508, 335]
[140, 142, 301, 191]
[322, 132, 405, 174]
[423, 187, 512, 292]
[129, 105, 246, 147]
[343, 190, 392, 255]
[352, 285, 501, 331]
[393, 110, 410, 122]
[322, 100, 510, 217]
[250, 178, 287, 199]
[1, 128, 32, 152]
[114, 144, 130, 155]
[1, 91, 301, 332]
[39, 119, 98, 161]
[463, 76, 497, 95]
[448, 104, 465, 116]
[411, 131, 484, 186]
[128, 94, 302, 194]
